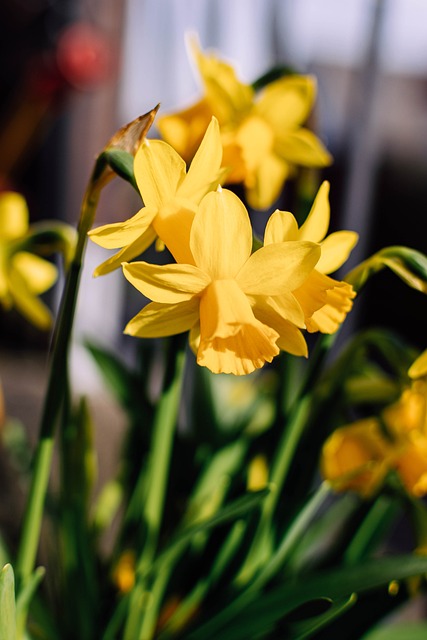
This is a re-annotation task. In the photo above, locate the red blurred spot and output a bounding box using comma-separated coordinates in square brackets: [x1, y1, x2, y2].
[56, 23, 112, 90]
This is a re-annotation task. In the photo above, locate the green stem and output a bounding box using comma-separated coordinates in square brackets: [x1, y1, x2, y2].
[123, 339, 186, 640]
[16, 183, 101, 591]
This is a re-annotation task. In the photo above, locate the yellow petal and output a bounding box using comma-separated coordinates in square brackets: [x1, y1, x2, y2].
[245, 153, 290, 210]
[93, 226, 157, 277]
[88, 207, 156, 249]
[264, 210, 299, 245]
[122, 261, 210, 303]
[153, 201, 197, 265]
[190, 188, 252, 279]
[134, 139, 186, 209]
[236, 241, 320, 295]
[393, 438, 427, 497]
[193, 39, 253, 122]
[178, 117, 223, 202]
[321, 418, 390, 498]
[124, 299, 199, 338]
[299, 181, 330, 243]
[317, 231, 359, 274]
[8, 266, 53, 329]
[409, 350, 427, 380]
[198, 280, 279, 375]
[293, 270, 332, 320]
[255, 75, 316, 132]
[276, 129, 332, 168]
[157, 99, 213, 163]
[254, 292, 305, 328]
[306, 281, 355, 334]
[0, 192, 29, 240]
[252, 298, 308, 356]
[12, 252, 57, 294]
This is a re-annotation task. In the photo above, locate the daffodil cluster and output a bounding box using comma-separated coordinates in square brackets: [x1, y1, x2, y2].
[0, 192, 58, 329]
[157, 40, 332, 210]
[89, 117, 356, 375]
[321, 349, 427, 498]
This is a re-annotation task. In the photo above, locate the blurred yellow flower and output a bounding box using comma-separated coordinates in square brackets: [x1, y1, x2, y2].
[322, 350, 427, 498]
[158, 41, 332, 210]
[88, 117, 224, 276]
[123, 187, 321, 375]
[0, 192, 57, 329]
[321, 418, 391, 498]
[263, 181, 357, 334]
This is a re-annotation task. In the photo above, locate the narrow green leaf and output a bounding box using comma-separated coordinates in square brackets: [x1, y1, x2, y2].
[290, 593, 357, 640]
[0, 564, 16, 640]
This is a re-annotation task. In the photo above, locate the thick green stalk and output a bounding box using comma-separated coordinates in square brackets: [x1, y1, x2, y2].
[16, 183, 101, 592]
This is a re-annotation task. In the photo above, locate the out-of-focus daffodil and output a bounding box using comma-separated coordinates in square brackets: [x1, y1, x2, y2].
[264, 181, 357, 334]
[321, 418, 391, 498]
[88, 117, 224, 276]
[322, 350, 427, 498]
[158, 42, 332, 210]
[123, 187, 321, 375]
[0, 192, 58, 329]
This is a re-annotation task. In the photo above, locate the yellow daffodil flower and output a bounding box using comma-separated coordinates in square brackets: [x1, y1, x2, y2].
[123, 187, 321, 375]
[263, 181, 357, 333]
[0, 192, 57, 329]
[88, 117, 224, 276]
[322, 350, 427, 498]
[158, 42, 332, 210]
[321, 418, 391, 498]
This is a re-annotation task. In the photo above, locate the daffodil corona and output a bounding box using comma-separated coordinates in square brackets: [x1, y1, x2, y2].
[123, 187, 321, 375]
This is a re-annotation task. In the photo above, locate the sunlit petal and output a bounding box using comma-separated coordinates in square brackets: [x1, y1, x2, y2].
[254, 293, 305, 328]
[93, 226, 157, 277]
[157, 99, 213, 163]
[88, 207, 156, 249]
[12, 252, 57, 294]
[122, 261, 209, 303]
[293, 270, 332, 320]
[306, 281, 355, 334]
[317, 231, 359, 274]
[409, 350, 427, 380]
[237, 241, 320, 295]
[8, 267, 53, 329]
[264, 210, 299, 245]
[245, 153, 290, 210]
[252, 297, 308, 356]
[153, 201, 197, 265]
[255, 75, 316, 132]
[178, 117, 223, 202]
[298, 181, 330, 243]
[276, 128, 332, 167]
[0, 192, 28, 240]
[124, 299, 199, 338]
[191, 188, 252, 279]
[134, 139, 186, 209]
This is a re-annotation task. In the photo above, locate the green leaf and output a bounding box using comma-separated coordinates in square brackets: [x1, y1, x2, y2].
[345, 246, 427, 294]
[189, 554, 427, 640]
[148, 488, 271, 579]
[289, 594, 357, 640]
[102, 149, 138, 190]
[362, 622, 427, 640]
[0, 564, 16, 640]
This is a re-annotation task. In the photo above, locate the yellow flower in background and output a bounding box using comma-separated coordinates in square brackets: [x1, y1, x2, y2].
[322, 350, 427, 499]
[263, 181, 357, 334]
[158, 41, 332, 210]
[321, 419, 391, 498]
[0, 192, 57, 329]
[123, 187, 321, 375]
[88, 117, 224, 276]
